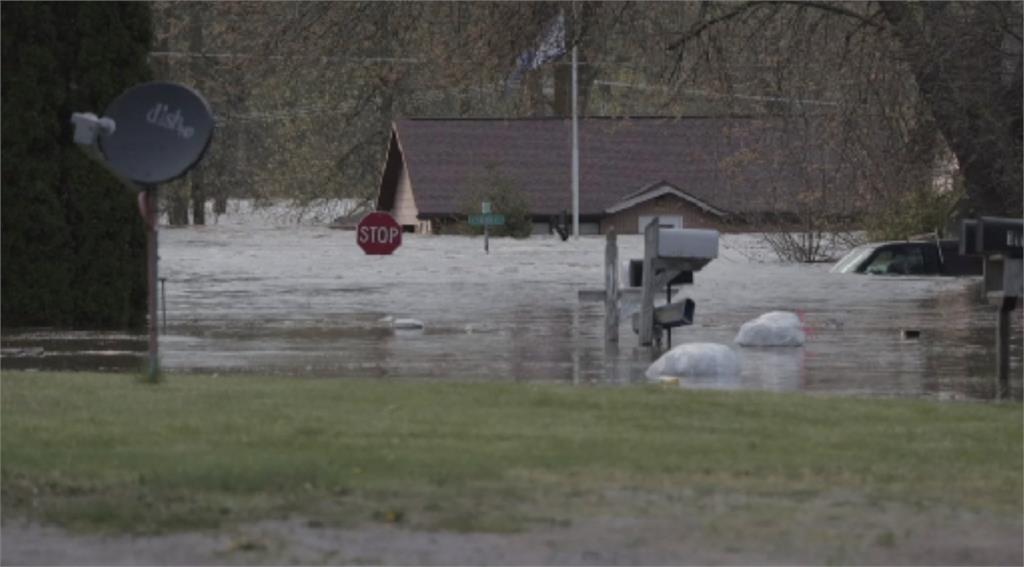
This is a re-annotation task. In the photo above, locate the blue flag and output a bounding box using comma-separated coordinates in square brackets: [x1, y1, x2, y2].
[506, 13, 566, 93]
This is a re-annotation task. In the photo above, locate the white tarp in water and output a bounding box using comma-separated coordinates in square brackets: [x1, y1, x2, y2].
[646, 343, 740, 381]
[735, 311, 805, 347]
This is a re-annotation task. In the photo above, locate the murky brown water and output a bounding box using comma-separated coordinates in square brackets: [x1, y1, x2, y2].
[3, 221, 1020, 400]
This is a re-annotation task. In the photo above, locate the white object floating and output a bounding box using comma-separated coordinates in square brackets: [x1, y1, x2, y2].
[646, 342, 740, 380]
[392, 318, 425, 330]
[735, 311, 805, 347]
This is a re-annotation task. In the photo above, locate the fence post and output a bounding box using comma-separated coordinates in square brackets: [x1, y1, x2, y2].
[996, 296, 1017, 399]
[605, 230, 619, 343]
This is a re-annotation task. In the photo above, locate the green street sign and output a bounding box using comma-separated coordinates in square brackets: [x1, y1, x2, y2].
[468, 213, 506, 227]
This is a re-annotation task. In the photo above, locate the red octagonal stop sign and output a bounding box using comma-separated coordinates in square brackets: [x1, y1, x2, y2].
[357, 212, 402, 255]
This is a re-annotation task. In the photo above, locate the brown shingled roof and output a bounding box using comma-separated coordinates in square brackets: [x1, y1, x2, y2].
[377, 116, 847, 218]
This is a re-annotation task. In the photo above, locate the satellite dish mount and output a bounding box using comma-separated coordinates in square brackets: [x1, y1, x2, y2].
[71, 81, 215, 382]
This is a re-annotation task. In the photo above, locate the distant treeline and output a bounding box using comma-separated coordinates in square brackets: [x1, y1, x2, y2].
[2, 3, 152, 329]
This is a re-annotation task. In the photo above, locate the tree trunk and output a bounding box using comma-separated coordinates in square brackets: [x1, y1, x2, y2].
[553, 63, 571, 117]
[191, 170, 205, 225]
[166, 185, 190, 225]
[188, 2, 206, 225]
[880, 2, 1022, 216]
[525, 69, 546, 116]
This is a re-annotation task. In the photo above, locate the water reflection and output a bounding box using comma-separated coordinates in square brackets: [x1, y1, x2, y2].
[2, 225, 1020, 401]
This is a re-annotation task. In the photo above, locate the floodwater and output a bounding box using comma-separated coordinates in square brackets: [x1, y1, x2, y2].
[3, 207, 1021, 400]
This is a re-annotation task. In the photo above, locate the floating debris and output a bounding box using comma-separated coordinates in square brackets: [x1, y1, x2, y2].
[735, 311, 805, 347]
[392, 319, 425, 330]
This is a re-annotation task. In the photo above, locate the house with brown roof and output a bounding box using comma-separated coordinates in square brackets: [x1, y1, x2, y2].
[375, 116, 856, 235]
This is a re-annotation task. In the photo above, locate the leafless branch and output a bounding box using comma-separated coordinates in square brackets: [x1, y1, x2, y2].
[668, 2, 760, 51]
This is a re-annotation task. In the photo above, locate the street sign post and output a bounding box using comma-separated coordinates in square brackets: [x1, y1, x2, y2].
[481, 202, 491, 255]
[357, 212, 402, 255]
[468, 204, 506, 255]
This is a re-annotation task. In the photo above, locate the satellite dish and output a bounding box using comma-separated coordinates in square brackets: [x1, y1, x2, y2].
[98, 81, 215, 185]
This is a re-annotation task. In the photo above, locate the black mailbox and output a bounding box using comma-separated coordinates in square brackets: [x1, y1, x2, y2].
[627, 259, 693, 288]
[959, 219, 978, 256]
[978, 217, 1023, 258]
[631, 298, 696, 333]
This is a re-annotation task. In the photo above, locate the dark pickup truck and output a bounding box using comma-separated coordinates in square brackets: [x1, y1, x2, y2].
[830, 240, 983, 276]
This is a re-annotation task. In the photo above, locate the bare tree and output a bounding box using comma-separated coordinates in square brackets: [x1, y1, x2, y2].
[668, 1, 1022, 221]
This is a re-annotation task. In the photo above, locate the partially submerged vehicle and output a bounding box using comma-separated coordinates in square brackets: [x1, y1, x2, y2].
[830, 239, 983, 276]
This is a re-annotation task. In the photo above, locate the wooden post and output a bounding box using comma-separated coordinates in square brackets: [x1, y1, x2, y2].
[639, 218, 659, 346]
[605, 230, 619, 343]
[160, 277, 167, 334]
[666, 284, 673, 348]
[145, 187, 160, 383]
[996, 296, 1016, 399]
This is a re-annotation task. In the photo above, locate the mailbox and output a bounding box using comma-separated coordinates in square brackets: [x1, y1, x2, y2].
[959, 219, 978, 256]
[635, 220, 720, 347]
[958, 217, 1023, 397]
[962, 217, 1023, 258]
[624, 259, 692, 288]
[976, 217, 1023, 258]
[1003, 259, 1023, 298]
[632, 298, 695, 333]
[960, 217, 1023, 297]
[657, 228, 719, 260]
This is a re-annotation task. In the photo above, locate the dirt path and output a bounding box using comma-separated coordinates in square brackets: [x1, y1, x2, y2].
[4, 509, 1021, 566]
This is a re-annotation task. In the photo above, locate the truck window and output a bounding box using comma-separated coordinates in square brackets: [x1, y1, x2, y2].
[864, 246, 926, 275]
[865, 249, 896, 274]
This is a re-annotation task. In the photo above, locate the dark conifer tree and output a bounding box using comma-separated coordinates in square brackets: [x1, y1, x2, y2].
[2, 2, 152, 328]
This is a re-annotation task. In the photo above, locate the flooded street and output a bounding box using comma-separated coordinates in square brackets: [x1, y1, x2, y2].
[3, 208, 1021, 400]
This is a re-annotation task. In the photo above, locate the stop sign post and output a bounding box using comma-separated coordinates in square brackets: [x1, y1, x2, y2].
[357, 212, 402, 255]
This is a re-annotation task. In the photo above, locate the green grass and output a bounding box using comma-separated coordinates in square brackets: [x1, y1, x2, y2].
[2, 371, 1021, 539]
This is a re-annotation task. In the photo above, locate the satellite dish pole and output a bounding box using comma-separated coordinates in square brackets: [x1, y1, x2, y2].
[142, 186, 159, 381]
[71, 82, 214, 383]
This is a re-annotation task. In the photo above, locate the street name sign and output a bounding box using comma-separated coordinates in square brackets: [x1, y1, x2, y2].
[468, 213, 506, 227]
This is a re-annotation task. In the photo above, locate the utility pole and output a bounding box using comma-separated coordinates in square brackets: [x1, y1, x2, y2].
[571, 43, 580, 239]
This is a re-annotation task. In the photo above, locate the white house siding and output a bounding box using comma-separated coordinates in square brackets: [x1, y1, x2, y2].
[602, 195, 732, 234]
[392, 163, 421, 230]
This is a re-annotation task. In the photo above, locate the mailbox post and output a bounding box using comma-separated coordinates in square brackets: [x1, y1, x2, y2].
[590, 222, 716, 348]
[961, 217, 1023, 398]
[637, 218, 719, 348]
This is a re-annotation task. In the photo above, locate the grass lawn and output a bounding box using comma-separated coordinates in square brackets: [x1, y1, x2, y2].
[2, 371, 1021, 559]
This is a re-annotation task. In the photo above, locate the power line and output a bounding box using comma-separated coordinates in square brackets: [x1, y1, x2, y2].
[595, 80, 848, 108]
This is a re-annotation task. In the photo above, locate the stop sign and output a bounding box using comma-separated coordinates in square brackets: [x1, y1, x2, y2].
[357, 212, 402, 255]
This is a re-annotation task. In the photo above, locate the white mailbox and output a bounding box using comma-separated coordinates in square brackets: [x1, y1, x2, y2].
[657, 228, 719, 260]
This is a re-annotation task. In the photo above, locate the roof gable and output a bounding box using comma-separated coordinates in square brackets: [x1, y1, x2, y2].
[606, 180, 729, 217]
[377, 117, 850, 217]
